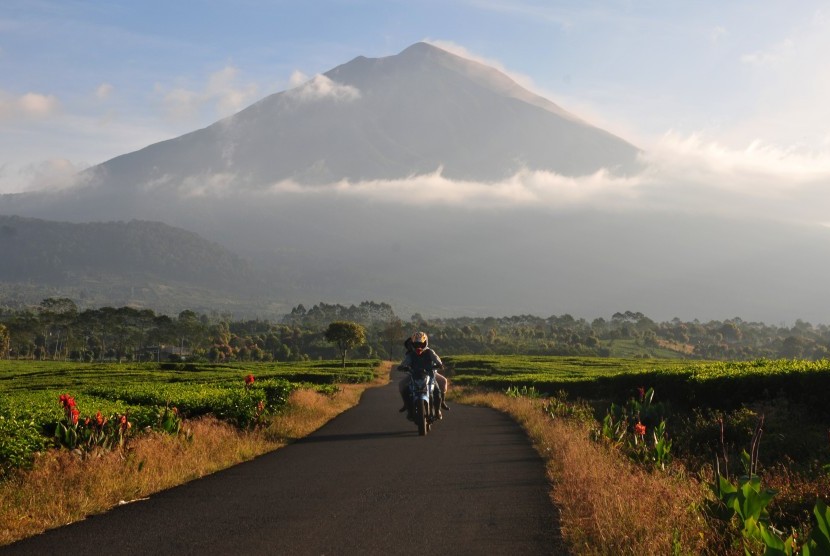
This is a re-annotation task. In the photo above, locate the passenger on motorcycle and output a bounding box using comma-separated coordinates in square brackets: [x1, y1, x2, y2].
[397, 331, 450, 420]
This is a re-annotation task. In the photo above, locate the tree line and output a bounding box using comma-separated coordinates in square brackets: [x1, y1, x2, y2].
[1, 300, 829, 363]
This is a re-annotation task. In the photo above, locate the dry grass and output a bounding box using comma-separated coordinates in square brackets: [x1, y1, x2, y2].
[263, 380, 380, 442]
[456, 389, 719, 556]
[0, 362, 391, 547]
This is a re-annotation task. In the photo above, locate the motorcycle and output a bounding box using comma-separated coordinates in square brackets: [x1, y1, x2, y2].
[399, 365, 443, 436]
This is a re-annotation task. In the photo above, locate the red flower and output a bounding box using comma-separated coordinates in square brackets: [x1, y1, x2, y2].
[59, 394, 76, 409]
[634, 422, 647, 436]
[95, 411, 104, 426]
[70, 408, 80, 425]
[245, 374, 255, 385]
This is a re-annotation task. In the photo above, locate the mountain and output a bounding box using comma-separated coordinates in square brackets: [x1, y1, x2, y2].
[81, 42, 640, 190]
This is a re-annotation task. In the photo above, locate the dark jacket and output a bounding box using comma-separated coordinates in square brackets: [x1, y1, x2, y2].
[400, 348, 443, 377]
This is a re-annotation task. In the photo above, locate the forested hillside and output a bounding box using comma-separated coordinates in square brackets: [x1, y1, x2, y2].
[0, 215, 255, 286]
[0, 216, 280, 314]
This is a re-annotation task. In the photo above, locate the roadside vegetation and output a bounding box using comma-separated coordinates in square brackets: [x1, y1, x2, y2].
[449, 356, 830, 555]
[0, 359, 389, 546]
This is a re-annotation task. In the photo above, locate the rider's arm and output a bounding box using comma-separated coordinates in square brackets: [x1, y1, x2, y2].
[398, 352, 413, 371]
[431, 351, 444, 369]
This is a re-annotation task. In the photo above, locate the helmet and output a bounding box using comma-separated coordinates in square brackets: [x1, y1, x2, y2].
[411, 331, 428, 353]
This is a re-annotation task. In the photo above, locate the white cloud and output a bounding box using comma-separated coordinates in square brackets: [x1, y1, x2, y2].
[631, 133, 830, 223]
[176, 172, 237, 198]
[728, 12, 830, 149]
[160, 86, 200, 121]
[285, 74, 361, 103]
[0, 90, 60, 122]
[19, 93, 59, 117]
[8, 158, 89, 193]
[0, 109, 191, 193]
[157, 65, 259, 123]
[710, 26, 727, 44]
[259, 167, 639, 214]
[95, 83, 114, 100]
[243, 132, 830, 228]
[288, 70, 308, 88]
[740, 39, 796, 67]
[206, 66, 258, 115]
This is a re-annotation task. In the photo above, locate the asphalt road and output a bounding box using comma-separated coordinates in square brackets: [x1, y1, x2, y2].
[3, 379, 566, 555]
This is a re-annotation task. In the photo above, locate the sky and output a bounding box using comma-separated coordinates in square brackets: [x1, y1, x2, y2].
[2, 0, 830, 214]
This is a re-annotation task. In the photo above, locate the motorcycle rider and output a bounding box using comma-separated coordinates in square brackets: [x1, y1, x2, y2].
[398, 331, 450, 419]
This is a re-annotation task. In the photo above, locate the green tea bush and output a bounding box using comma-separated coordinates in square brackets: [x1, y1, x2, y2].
[447, 356, 830, 414]
[0, 398, 48, 477]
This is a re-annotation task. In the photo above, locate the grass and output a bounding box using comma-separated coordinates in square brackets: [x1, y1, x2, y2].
[0, 362, 391, 547]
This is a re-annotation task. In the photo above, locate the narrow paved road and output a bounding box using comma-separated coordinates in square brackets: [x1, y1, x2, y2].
[4, 379, 565, 555]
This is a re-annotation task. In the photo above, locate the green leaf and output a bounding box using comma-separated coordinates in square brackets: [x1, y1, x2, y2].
[758, 523, 788, 555]
[718, 474, 738, 496]
[740, 483, 777, 522]
[810, 499, 830, 553]
[741, 450, 752, 475]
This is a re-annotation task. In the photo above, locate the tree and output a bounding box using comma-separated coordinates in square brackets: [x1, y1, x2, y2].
[0, 323, 9, 359]
[384, 317, 405, 358]
[324, 321, 366, 368]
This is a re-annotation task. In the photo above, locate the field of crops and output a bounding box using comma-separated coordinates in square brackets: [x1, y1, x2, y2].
[0, 359, 380, 476]
[445, 355, 830, 411]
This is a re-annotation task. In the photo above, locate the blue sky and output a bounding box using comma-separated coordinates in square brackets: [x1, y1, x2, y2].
[2, 0, 830, 197]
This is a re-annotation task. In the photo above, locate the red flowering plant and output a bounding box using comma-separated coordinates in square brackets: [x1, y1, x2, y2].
[252, 399, 266, 428]
[156, 406, 182, 435]
[82, 410, 133, 451]
[54, 393, 133, 451]
[596, 386, 672, 470]
[55, 393, 82, 449]
[241, 374, 269, 429]
[59, 394, 80, 425]
[114, 414, 132, 447]
[633, 421, 647, 443]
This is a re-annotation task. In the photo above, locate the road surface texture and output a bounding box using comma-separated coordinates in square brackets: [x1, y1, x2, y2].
[3, 379, 566, 555]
